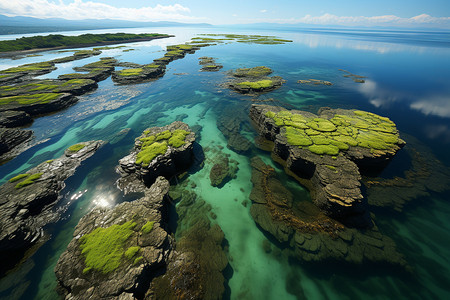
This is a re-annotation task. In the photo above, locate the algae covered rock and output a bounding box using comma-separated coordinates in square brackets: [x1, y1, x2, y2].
[0, 140, 104, 276]
[228, 66, 285, 94]
[112, 64, 165, 84]
[117, 121, 195, 192]
[55, 177, 174, 300]
[250, 104, 405, 227]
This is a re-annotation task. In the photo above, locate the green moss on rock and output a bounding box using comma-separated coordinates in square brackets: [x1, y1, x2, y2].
[15, 173, 43, 189]
[9, 173, 30, 183]
[79, 220, 137, 274]
[124, 246, 141, 260]
[68, 144, 86, 152]
[135, 141, 168, 167]
[141, 221, 155, 234]
[0, 93, 62, 106]
[266, 109, 401, 156]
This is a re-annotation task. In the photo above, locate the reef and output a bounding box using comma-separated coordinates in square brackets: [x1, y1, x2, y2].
[199, 56, 223, 72]
[227, 66, 285, 94]
[216, 104, 253, 154]
[0, 140, 104, 276]
[0, 128, 33, 161]
[209, 152, 239, 187]
[249, 156, 407, 267]
[339, 69, 366, 83]
[250, 104, 405, 227]
[298, 79, 332, 86]
[116, 121, 195, 192]
[364, 134, 450, 211]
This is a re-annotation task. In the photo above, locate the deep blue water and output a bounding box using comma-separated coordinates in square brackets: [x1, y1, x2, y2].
[0, 27, 449, 299]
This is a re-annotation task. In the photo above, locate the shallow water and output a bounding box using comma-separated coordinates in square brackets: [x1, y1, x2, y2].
[0, 27, 450, 299]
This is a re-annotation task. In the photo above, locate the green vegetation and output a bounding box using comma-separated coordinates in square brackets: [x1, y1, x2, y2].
[195, 34, 293, 45]
[238, 79, 274, 90]
[141, 221, 155, 234]
[117, 68, 144, 76]
[124, 246, 141, 260]
[67, 143, 86, 152]
[135, 142, 168, 167]
[0, 93, 62, 106]
[233, 66, 272, 77]
[135, 129, 191, 167]
[79, 220, 137, 274]
[15, 173, 43, 189]
[265, 109, 400, 156]
[0, 33, 169, 53]
[1, 62, 54, 74]
[9, 173, 30, 183]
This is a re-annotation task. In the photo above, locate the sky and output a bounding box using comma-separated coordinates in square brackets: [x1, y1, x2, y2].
[0, 0, 449, 28]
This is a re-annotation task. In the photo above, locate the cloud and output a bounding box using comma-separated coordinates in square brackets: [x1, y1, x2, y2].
[0, 0, 203, 22]
[260, 10, 267, 13]
[410, 95, 450, 118]
[234, 13, 450, 28]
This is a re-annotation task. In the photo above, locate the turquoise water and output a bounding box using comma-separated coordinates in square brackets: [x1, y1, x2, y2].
[0, 27, 450, 299]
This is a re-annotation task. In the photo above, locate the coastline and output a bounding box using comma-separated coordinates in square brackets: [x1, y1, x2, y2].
[0, 35, 174, 58]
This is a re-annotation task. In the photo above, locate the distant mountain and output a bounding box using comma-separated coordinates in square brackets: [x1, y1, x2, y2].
[0, 15, 212, 35]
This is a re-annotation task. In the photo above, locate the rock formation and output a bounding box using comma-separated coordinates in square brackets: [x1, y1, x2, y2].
[250, 104, 405, 227]
[227, 66, 285, 94]
[249, 156, 407, 267]
[0, 140, 104, 276]
[117, 121, 195, 193]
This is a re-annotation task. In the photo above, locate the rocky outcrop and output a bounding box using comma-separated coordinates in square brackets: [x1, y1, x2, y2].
[0, 79, 98, 97]
[0, 93, 77, 116]
[0, 110, 32, 128]
[249, 156, 407, 267]
[199, 57, 223, 72]
[0, 128, 33, 158]
[55, 177, 173, 300]
[112, 64, 165, 84]
[250, 104, 405, 227]
[117, 121, 195, 192]
[227, 66, 285, 94]
[0, 140, 104, 276]
[58, 57, 117, 82]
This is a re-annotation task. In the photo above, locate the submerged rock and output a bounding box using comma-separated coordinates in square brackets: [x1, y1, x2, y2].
[199, 57, 223, 72]
[216, 104, 252, 153]
[209, 154, 239, 187]
[250, 104, 405, 227]
[117, 121, 195, 192]
[249, 156, 407, 267]
[55, 177, 173, 300]
[0, 140, 104, 276]
[227, 66, 285, 94]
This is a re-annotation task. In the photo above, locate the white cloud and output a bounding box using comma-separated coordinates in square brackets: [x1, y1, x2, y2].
[410, 95, 450, 118]
[260, 10, 267, 13]
[0, 0, 203, 22]
[234, 13, 450, 28]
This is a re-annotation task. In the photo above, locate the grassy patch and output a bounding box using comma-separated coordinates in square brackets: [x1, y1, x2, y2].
[141, 221, 155, 234]
[9, 173, 30, 183]
[135, 141, 168, 167]
[238, 79, 273, 90]
[15, 173, 43, 189]
[168, 129, 190, 148]
[118, 68, 144, 76]
[124, 246, 141, 260]
[67, 143, 86, 152]
[0, 93, 62, 106]
[79, 220, 137, 274]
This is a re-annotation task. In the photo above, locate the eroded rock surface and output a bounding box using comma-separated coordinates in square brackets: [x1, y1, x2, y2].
[249, 156, 406, 267]
[250, 104, 405, 227]
[117, 121, 195, 193]
[0, 140, 104, 276]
